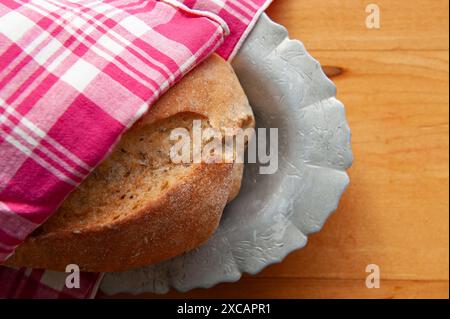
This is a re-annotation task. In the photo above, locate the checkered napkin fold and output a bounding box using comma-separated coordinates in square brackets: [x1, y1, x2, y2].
[0, 0, 272, 298]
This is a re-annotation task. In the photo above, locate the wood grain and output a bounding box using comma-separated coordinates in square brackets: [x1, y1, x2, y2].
[267, 0, 449, 51]
[101, 278, 449, 299]
[102, 0, 449, 299]
[258, 50, 449, 282]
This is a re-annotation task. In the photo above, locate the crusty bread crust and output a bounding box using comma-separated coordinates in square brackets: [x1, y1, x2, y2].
[6, 55, 254, 272]
[8, 163, 232, 272]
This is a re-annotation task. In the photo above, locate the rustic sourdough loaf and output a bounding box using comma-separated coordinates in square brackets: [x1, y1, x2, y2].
[6, 54, 254, 272]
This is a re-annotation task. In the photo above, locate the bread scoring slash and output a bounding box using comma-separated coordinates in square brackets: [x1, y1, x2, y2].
[6, 55, 255, 272]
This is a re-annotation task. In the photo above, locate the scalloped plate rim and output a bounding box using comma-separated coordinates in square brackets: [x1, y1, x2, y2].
[100, 13, 353, 296]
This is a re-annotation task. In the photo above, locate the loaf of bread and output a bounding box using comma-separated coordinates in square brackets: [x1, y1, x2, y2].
[6, 55, 254, 272]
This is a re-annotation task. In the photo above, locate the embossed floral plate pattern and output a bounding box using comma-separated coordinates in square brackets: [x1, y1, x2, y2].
[101, 14, 353, 295]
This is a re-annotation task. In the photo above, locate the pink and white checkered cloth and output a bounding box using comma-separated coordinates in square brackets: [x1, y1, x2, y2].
[0, 0, 272, 298]
[0, 267, 102, 298]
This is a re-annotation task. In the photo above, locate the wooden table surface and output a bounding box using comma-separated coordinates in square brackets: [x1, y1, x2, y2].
[102, 0, 449, 299]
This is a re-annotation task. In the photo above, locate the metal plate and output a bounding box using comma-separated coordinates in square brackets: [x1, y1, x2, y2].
[101, 13, 353, 295]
